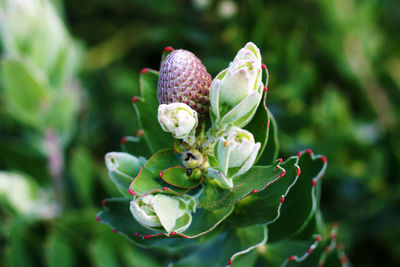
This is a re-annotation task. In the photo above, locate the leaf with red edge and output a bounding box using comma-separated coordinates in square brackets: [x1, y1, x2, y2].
[160, 166, 202, 189]
[244, 92, 270, 164]
[267, 150, 327, 242]
[172, 225, 267, 267]
[199, 162, 285, 210]
[133, 70, 174, 154]
[129, 149, 188, 196]
[97, 197, 234, 244]
[228, 156, 300, 227]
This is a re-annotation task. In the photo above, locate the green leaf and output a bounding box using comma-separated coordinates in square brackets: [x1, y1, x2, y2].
[160, 166, 202, 189]
[133, 70, 173, 154]
[105, 152, 143, 196]
[172, 225, 267, 267]
[97, 198, 233, 248]
[261, 235, 322, 267]
[0, 58, 51, 127]
[257, 110, 279, 165]
[267, 150, 327, 242]
[244, 93, 270, 163]
[200, 163, 285, 209]
[70, 147, 96, 205]
[228, 156, 300, 226]
[129, 149, 188, 196]
[46, 231, 75, 267]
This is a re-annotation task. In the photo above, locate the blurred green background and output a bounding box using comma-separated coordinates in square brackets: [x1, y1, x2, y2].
[0, 0, 399, 266]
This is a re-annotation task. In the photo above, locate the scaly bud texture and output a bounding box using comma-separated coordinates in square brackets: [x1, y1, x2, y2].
[157, 49, 212, 122]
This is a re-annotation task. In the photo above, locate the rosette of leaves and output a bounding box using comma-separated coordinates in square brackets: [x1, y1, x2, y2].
[97, 44, 348, 266]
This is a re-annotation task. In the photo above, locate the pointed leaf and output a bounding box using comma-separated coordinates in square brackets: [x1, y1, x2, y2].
[160, 167, 202, 189]
[200, 163, 285, 209]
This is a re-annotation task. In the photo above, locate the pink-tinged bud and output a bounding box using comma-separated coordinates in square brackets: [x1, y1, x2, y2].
[158, 49, 212, 122]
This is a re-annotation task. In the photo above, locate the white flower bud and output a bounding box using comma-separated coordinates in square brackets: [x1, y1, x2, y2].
[208, 127, 260, 188]
[130, 193, 195, 233]
[158, 103, 198, 143]
[210, 42, 263, 127]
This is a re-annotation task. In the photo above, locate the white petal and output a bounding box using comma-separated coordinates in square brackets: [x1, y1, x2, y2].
[151, 194, 180, 233]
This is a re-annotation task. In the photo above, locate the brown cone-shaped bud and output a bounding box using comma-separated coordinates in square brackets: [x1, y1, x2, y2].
[157, 49, 212, 122]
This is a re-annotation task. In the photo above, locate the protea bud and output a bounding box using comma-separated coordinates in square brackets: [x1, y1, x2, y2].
[158, 102, 198, 145]
[210, 42, 263, 128]
[130, 193, 195, 233]
[207, 127, 260, 189]
[157, 49, 212, 122]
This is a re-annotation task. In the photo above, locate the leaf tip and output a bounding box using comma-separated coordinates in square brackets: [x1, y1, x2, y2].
[136, 129, 144, 137]
[306, 148, 313, 154]
[261, 63, 267, 69]
[321, 155, 327, 163]
[121, 136, 128, 144]
[279, 170, 286, 178]
[164, 46, 174, 52]
[312, 179, 317, 187]
[297, 151, 303, 157]
[132, 96, 138, 103]
[95, 216, 100, 221]
[112, 228, 117, 233]
[101, 199, 106, 206]
[141, 68, 149, 74]
[296, 168, 301, 176]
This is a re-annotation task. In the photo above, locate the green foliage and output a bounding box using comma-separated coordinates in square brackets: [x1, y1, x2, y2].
[1, 0, 399, 266]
